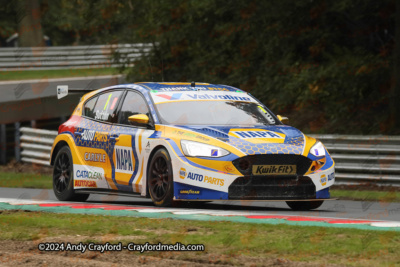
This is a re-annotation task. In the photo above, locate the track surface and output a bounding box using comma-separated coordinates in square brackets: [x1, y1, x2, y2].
[1, 187, 399, 223]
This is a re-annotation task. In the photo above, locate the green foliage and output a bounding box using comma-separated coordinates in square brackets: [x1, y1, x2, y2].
[0, 0, 395, 133]
[118, 0, 395, 134]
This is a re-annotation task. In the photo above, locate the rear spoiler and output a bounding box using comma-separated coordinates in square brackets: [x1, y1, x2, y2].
[57, 85, 93, 99]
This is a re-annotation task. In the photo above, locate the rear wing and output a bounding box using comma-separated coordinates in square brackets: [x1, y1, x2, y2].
[57, 85, 93, 99]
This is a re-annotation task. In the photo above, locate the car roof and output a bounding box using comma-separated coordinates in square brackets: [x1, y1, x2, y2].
[80, 82, 245, 103]
[133, 82, 244, 92]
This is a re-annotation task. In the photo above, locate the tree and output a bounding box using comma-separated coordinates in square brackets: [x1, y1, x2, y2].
[15, 0, 44, 47]
[118, 0, 395, 134]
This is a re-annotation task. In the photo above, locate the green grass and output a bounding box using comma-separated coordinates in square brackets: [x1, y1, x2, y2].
[0, 210, 399, 266]
[331, 189, 400, 203]
[0, 67, 121, 81]
[0, 172, 52, 189]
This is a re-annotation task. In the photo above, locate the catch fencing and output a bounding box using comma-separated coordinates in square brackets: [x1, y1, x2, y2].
[19, 128, 400, 186]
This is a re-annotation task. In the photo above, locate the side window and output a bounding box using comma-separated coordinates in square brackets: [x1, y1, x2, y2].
[83, 96, 98, 119]
[118, 91, 151, 126]
[92, 90, 123, 122]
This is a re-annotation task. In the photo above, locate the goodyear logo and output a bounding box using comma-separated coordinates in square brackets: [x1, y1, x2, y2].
[252, 165, 296, 175]
[179, 168, 186, 179]
[179, 189, 200, 195]
[115, 146, 133, 173]
[320, 175, 327, 186]
[232, 130, 283, 139]
[74, 180, 97, 188]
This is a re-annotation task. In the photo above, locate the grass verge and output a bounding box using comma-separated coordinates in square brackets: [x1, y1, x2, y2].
[0, 172, 52, 189]
[0, 210, 399, 266]
[0, 68, 121, 81]
[331, 189, 400, 203]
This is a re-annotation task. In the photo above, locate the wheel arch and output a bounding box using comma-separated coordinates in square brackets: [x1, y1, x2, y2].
[145, 144, 168, 197]
[50, 140, 69, 166]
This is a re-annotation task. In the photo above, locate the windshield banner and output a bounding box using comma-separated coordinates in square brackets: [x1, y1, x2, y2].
[151, 91, 259, 104]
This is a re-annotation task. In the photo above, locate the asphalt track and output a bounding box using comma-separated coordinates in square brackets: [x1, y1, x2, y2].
[0, 187, 399, 227]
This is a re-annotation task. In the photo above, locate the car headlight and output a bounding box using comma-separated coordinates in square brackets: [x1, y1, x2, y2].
[310, 141, 326, 157]
[181, 140, 230, 157]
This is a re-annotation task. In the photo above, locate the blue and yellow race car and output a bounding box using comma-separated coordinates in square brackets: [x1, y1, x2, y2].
[51, 82, 335, 210]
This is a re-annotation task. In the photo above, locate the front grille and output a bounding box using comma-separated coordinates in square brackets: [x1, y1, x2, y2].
[232, 154, 312, 176]
[228, 175, 315, 200]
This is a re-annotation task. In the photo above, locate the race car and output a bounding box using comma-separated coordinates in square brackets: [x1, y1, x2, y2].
[50, 82, 335, 210]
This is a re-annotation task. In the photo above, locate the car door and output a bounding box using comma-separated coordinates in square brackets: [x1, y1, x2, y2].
[111, 90, 155, 193]
[74, 89, 124, 190]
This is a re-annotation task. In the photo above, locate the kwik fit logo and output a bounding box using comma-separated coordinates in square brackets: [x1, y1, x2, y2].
[252, 165, 296, 175]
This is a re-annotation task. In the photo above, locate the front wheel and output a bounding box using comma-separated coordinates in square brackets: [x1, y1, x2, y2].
[53, 146, 89, 202]
[147, 148, 174, 207]
[286, 200, 324, 211]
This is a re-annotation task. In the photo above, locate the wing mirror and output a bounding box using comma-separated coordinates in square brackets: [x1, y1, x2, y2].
[277, 115, 289, 124]
[128, 114, 150, 125]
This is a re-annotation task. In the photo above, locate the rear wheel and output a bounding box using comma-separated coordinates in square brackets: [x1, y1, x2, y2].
[148, 148, 174, 207]
[286, 200, 324, 211]
[53, 146, 89, 202]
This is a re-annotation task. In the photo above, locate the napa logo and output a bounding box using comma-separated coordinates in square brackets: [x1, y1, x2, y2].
[179, 168, 186, 179]
[114, 146, 133, 174]
[328, 172, 335, 181]
[231, 130, 284, 139]
[320, 175, 327, 186]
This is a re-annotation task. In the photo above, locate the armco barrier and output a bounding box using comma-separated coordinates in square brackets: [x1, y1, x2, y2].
[20, 128, 400, 186]
[0, 44, 152, 71]
[20, 127, 57, 166]
[308, 134, 400, 186]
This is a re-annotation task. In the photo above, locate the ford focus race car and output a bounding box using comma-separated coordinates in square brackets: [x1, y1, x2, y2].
[51, 82, 335, 210]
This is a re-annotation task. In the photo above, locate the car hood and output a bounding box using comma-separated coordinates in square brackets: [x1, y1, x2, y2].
[174, 125, 310, 156]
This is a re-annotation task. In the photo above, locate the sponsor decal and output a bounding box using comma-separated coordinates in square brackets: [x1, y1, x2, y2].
[173, 130, 210, 142]
[252, 165, 296, 175]
[145, 142, 151, 153]
[204, 176, 224, 186]
[157, 93, 183, 100]
[211, 149, 218, 157]
[155, 92, 252, 102]
[84, 152, 106, 163]
[187, 172, 204, 182]
[115, 146, 133, 174]
[320, 175, 327, 186]
[180, 170, 224, 186]
[179, 168, 186, 179]
[328, 172, 335, 181]
[81, 130, 108, 142]
[95, 110, 110, 120]
[76, 170, 103, 180]
[232, 130, 283, 139]
[179, 189, 200, 195]
[74, 180, 97, 188]
[224, 165, 234, 172]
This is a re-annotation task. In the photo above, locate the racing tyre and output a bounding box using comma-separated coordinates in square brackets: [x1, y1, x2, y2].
[286, 200, 324, 211]
[148, 148, 174, 207]
[53, 146, 89, 202]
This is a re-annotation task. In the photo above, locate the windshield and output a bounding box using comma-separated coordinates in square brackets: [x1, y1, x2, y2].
[155, 101, 277, 126]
